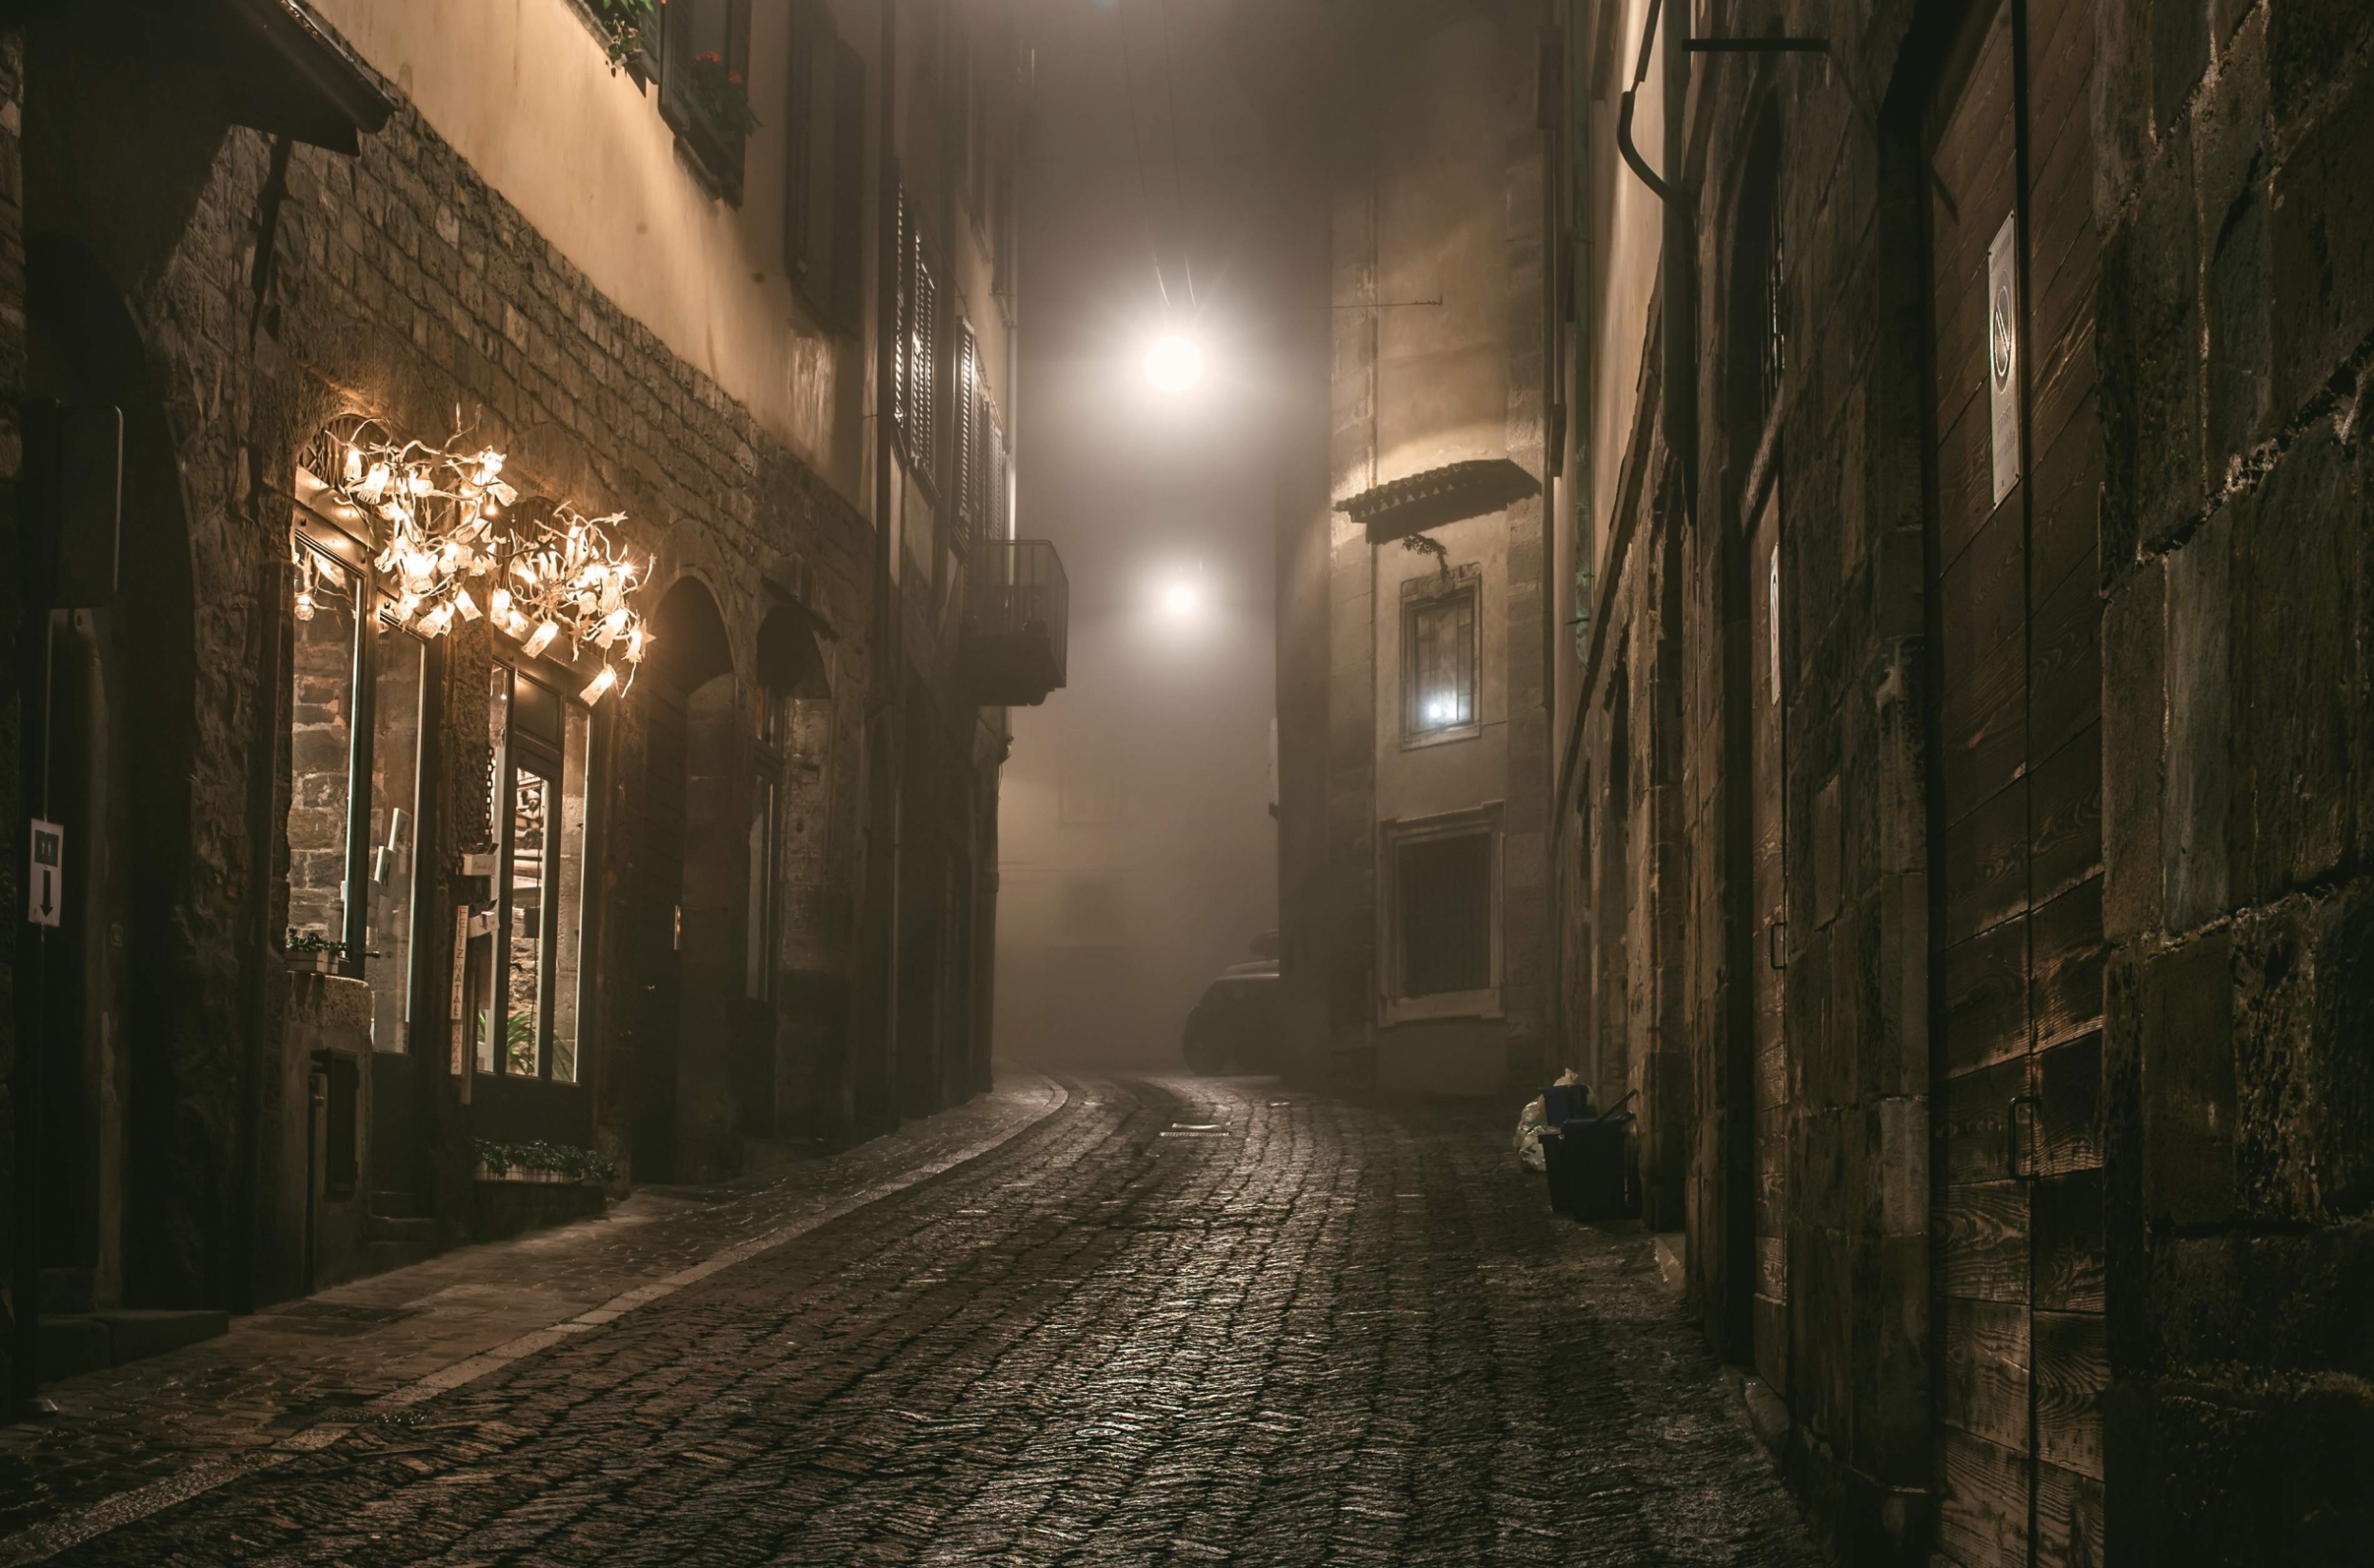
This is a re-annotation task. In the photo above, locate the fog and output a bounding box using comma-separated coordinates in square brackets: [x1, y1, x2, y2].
[993, 0, 1282, 1071]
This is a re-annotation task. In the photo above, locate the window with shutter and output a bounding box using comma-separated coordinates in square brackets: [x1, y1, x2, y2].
[893, 194, 940, 488]
[953, 325, 979, 551]
[784, 6, 866, 335]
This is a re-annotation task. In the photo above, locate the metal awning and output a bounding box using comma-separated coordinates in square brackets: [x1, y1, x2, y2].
[1333, 457, 1542, 544]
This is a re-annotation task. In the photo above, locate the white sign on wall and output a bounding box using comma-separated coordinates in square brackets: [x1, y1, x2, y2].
[1987, 209, 2023, 508]
[27, 820, 63, 927]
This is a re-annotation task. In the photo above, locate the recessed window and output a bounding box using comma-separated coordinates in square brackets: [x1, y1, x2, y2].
[894, 193, 941, 483]
[1393, 827, 1495, 999]
[1402, 565, 1481, 744]
[785, 1, 865, 330]
[661, 0, 755, 202]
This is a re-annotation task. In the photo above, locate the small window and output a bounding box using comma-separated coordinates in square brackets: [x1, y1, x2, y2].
[1394, 828, 1494, 999]
[1402, 566, 1481, 743]
[661, 0, 756, 202]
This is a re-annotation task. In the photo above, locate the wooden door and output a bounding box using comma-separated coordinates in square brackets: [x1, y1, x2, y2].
[1925, 1, 2107, 1563]
[632, 690, 688, 1181]
[1748, 486, 1788, 1398]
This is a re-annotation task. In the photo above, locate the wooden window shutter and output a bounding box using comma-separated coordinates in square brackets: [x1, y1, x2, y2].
[828, 39, 866, 327]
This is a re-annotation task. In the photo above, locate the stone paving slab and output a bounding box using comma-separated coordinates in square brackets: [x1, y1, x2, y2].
[1, 1074, 1817, 1566]
[0, 1076, 1066, 1554]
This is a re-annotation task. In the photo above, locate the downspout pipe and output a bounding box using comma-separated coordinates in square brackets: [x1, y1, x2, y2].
[1615, 0, 1694, 511]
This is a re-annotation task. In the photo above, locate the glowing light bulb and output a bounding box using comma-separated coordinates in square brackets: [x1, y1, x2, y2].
[1161, 580, 1201, 617]
[489, 586, 512, 619]
[578, 664, 617, 705]
[454, 587, 482, 622]
[1145, 334, 1204, 393]
[292, 589, 315, 622]
[522, 620, 561, 659]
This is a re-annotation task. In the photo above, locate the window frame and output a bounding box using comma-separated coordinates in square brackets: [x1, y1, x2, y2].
[1399, 563, 1484, 747]
[481, 662, 596, 1084]
[659, 0, 755, 204]
[1378, 806, 1504, 1022]
[785, 2, 866, 333]
[893, 192, 942, 494]
[287, 523, 378, 978]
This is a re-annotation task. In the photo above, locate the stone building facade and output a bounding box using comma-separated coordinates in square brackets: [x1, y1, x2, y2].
[3, 0, 1051, 1400]
[1535, 0, 2374, 1562]
[1259, 1, 1556, 1100]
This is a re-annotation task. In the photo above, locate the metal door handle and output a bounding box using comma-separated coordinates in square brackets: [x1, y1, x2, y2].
[2008, 1095, 2041, 1181]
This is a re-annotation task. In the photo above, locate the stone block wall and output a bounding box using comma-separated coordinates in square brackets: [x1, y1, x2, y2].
[2096, 1, 2374, 1558]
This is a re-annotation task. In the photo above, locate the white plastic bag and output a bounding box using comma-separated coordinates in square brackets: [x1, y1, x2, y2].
[1514, 1094, 1551, 1172]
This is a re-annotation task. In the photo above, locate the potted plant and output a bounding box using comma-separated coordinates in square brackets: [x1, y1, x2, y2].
[286, 929, 356, 974]
[688, 50, 760, 140]
[590, 0, 658, 79]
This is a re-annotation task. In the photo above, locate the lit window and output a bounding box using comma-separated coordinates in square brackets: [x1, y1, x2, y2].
[1403, 567, 1480, 742]
[470, 665, 592, 1082]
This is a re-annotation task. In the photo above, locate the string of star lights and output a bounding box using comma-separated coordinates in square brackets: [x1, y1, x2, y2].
[296, 417, 652, 704]
[489, 500, 650, 704]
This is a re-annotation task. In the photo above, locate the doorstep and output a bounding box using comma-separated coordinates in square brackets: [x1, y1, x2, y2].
[38, 1310, 229, 1381]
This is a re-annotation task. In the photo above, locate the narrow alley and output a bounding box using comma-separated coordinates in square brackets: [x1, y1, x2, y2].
[1, 1079, 1810, 1565]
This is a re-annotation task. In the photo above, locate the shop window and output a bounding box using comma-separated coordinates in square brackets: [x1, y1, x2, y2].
[288, 528, 429, 1003]
[473, 664, 592, 1083]
[661, 0, 755, 202]
[288, 540, 364, 957]
[1402, 565, 1481, 744]
[1390, 825, 1496, 1000]
[364, 628, 426, 1050]
[785, 1, 866, 331]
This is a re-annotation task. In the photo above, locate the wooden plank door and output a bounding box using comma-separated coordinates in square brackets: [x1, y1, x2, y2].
[1748, 485, 1789, 1399]
[1925, 1, 2107, 1564]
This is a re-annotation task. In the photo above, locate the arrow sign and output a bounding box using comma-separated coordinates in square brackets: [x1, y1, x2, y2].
[28, 820, 63, 927]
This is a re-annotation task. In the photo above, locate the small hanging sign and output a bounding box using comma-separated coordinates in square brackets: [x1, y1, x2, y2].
[27, 820, 63, 927]
[1986, 210, 2022, 508]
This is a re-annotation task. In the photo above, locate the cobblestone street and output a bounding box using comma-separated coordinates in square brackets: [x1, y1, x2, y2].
[0, 1078, 1813, 1566]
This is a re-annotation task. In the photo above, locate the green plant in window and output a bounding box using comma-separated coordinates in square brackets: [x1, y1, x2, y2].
[504, 1009, 538, 1076]
[474, 1139, 620, 1183]
[688, 50, 761, 140]
[591, 0, 657, 72]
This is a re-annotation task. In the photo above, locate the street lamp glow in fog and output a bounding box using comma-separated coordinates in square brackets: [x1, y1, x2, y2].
[1144, 334, 1204, 393]
[1159, 577, 1203, 619]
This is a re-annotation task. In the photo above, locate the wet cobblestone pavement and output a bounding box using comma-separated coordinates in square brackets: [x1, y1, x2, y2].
[0, 1076, 1815, 1566]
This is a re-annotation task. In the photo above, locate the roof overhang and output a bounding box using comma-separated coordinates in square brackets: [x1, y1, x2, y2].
[1333, 457, 1543, 544]
[218, 0, 393, 154]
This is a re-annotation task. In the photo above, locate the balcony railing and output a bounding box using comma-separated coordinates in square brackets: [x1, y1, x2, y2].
[961, 538, 1067, 706]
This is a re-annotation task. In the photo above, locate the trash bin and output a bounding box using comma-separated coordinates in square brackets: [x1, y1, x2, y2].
[1540, 1121, 1580, 1213]
[1559, 1111, 1634, 1220]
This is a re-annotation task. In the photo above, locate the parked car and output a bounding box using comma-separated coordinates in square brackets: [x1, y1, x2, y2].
[1181, 959, 1282, 1075]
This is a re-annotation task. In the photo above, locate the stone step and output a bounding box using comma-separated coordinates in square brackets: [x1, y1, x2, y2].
[38, 1266, 94, 1315]
[35, 1309, 228, 1383]
[368, 1189, 421, 1220]
[366, 1213, 438, 1245]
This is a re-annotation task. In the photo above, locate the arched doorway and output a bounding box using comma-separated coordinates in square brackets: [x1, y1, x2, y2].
[630, 578, 737, 1181]
[22, 232, 202, 1312]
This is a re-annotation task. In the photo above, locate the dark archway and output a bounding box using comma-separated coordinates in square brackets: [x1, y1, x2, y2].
[629, 576, 737, 1181]
[23, 230, 202, 1310]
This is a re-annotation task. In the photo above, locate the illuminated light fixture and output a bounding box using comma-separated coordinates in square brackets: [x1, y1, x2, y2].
[1144, 334, 1204, 393]
[489, 586, 512, 620]
[292, 589, 315, 621]
[453, 586, 482, 622]
[1161, 579, 1201, 618]
[522, 620, 561, 659]
[578, 664, 618, 705]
